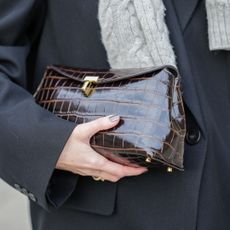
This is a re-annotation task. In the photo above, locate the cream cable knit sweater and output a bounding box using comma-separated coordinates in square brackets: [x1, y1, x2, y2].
[98, 0, 230, 69]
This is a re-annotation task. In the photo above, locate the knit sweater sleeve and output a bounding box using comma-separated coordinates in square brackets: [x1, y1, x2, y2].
[206, 0, 230, 50]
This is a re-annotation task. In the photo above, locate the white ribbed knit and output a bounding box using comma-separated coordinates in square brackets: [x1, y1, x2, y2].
[206, 0, 230, 50]
[98, 0, 230, 69]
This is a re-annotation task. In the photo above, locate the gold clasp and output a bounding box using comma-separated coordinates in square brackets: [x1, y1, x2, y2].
[145, 154, 152, 163]
[81, 76, 99, 96]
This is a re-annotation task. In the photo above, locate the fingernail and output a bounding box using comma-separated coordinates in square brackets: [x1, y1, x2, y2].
[108, 115, 120, 122]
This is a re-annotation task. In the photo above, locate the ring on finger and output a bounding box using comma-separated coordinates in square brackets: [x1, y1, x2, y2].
[92, 176, 105, 182]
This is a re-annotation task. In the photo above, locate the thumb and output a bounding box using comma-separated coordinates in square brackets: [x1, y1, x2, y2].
[78, 115, 120, 140]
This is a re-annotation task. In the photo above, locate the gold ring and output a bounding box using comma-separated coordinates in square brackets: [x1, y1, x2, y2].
[92, 176, 105, 182]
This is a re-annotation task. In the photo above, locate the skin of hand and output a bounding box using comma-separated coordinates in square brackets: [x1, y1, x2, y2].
[56, 115, 148, 182]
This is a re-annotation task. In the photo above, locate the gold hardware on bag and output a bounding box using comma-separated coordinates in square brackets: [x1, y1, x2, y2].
[81, 76, 99, 96]
[145, 155, 152, 163]
[167, 167, 173, 173]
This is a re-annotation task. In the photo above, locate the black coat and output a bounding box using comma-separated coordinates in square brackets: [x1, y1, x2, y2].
[0, 0, 229, 229]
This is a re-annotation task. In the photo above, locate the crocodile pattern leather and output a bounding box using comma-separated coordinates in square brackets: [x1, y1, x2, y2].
[34, 65, 186, 170]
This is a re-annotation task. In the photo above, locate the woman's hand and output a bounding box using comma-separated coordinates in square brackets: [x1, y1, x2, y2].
[56, 115, 148, 182]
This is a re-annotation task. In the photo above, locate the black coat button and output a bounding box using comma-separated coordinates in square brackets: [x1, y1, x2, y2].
[14, 183, 21, 191]
[28, 193, 37, 202]
[186, 129, 201, 145]
[21, 188, 29, 195]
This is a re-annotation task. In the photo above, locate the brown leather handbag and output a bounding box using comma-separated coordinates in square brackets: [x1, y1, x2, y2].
[34, 65, 186, 172]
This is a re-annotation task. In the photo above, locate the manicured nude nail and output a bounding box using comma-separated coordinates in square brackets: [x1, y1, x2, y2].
[108, 115, 120, 122]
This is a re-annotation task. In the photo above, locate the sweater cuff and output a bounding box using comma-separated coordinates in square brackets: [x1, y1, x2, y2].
[206, 0, 230, 50]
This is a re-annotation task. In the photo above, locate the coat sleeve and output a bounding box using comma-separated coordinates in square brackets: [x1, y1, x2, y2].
[0, 0, 79, 211]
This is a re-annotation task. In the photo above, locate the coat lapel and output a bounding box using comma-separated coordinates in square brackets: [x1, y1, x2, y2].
[162, 2, 208, 230]
[163, 0, 205, 134]
[172, 0, 200, 31]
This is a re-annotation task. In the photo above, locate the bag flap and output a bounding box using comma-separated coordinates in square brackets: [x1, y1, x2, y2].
[46, 65, 178, 84]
